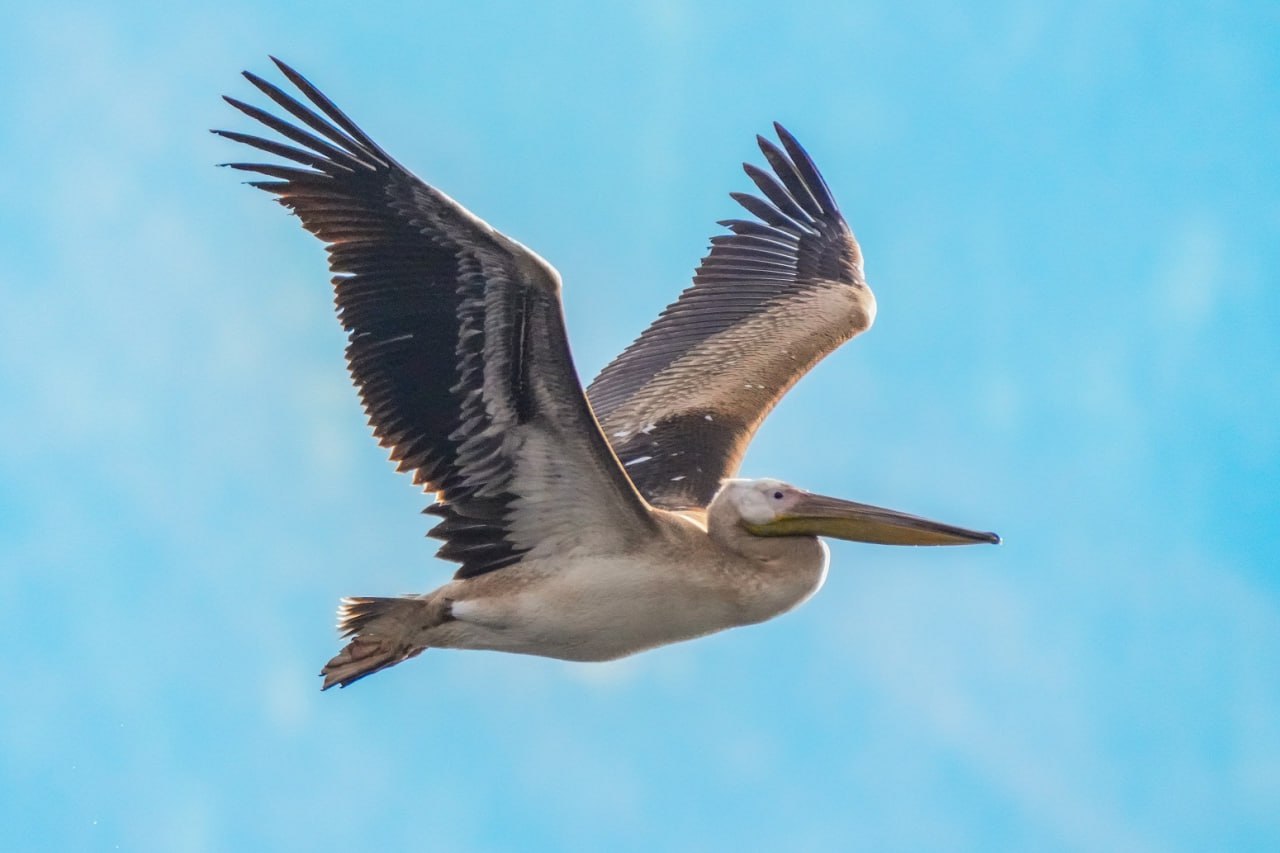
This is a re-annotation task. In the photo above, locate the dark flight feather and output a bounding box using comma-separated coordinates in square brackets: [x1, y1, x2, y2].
[587, 126, 867, 510]
[218, 60, 652, 578]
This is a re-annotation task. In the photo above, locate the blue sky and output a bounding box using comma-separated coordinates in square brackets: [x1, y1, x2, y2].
[2, 1, 1278, 850]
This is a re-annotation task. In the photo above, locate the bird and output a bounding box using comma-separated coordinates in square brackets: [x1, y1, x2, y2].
[215, 58, 1000, 689]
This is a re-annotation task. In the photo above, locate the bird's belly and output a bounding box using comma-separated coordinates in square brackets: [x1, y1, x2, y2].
[446, 554, 823, 661]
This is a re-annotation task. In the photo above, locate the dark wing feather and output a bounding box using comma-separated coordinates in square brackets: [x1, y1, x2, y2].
[218, 59, 656, 578]
[587, 124, 873, 510]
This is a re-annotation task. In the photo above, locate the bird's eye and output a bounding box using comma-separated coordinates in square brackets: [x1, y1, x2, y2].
[772, 491, 784, 500]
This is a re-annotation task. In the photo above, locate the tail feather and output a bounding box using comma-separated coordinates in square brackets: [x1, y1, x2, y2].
[320, 596, 432, 690]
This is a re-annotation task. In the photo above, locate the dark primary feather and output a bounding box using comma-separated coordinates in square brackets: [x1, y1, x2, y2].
[587, 124, 867, 510]
[217, 59, 652, 578]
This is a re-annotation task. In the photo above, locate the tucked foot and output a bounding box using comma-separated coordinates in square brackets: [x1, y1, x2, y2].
[319, 595, 446, 689]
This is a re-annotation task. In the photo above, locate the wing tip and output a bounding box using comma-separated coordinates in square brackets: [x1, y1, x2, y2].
[769, 123, 839, 216]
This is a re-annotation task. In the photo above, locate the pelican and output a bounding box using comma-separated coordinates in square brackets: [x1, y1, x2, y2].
[216, 59, 999, 689]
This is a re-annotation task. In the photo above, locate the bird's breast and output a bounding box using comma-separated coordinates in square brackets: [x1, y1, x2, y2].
[724, 538, 830, 626]
[479, 539, 828, 661]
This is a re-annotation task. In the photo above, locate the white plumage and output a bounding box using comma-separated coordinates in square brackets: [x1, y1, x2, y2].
[217, 59, 998, 689]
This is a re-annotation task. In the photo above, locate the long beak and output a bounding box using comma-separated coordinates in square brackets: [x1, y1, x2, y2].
[746, 492, 1000, 546]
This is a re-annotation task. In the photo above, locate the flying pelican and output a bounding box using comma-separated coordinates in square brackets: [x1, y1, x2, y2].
[216, 59, 999, 689]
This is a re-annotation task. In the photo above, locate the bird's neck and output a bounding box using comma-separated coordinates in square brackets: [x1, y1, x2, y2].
[705, 502, 822, 567]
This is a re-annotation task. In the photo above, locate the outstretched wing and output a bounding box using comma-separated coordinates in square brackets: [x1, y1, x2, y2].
[217, 59, 656, 579]
[586, 125, 875, 510]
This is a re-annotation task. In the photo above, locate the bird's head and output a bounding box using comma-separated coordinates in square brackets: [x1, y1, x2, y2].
[714, 478, 1000, 546]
